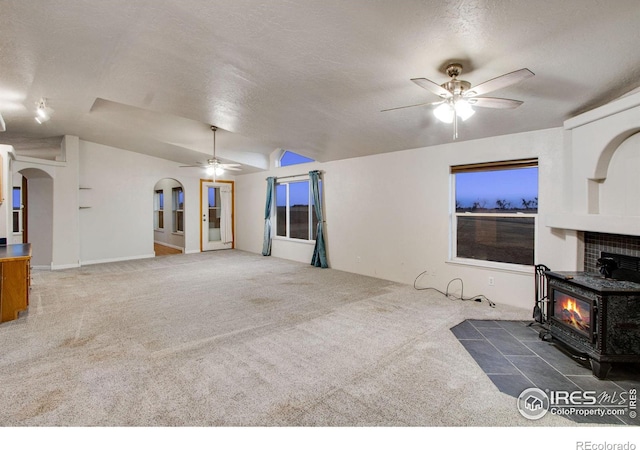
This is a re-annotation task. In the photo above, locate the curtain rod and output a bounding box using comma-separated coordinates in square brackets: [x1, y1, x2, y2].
[267, 170, 323, 181]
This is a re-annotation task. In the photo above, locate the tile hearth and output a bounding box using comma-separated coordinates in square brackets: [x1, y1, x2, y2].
[452, 320, 640, 425]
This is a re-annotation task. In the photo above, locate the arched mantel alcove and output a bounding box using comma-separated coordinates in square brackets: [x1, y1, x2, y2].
[593, 128, 640, 181]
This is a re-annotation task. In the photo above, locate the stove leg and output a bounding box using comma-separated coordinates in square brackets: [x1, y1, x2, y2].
[590, 359, 611, 379]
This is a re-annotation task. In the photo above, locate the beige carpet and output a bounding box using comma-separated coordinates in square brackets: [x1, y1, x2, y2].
[0, 250, 575, 427]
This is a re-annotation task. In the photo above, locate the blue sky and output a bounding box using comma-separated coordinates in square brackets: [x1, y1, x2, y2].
[277, 182, 311, 207]
[456, 167, 538, 208]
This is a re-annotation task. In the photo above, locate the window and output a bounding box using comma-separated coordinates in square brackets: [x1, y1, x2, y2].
[172, 187, 184, 233]
[451, 159, 538, 266]
[275, 179, 321, 241]
[155, 190, 164, 230]
[278, 150, 314, 167]
[12, 187, 22, 233]
[207, 186, 221, 233]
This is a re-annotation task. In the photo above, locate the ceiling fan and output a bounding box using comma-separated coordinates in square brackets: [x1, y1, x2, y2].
[180, 125, 242, 178]
[382, 63, 534, 139]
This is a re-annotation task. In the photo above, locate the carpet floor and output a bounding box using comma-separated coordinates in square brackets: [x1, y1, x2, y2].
[0, 250, 578, 427]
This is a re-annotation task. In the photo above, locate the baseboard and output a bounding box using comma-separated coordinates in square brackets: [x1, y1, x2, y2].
[80, 253, 156, 266]
[50, 262, 81, 271]
[154, 241, 184, 252]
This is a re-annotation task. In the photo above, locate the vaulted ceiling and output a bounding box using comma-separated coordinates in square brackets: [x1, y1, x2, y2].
[1, 1, 639, 171]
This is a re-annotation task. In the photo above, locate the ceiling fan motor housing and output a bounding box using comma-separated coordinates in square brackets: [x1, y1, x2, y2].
[441, 63, 471, 96]
[441, 79, 471, 96]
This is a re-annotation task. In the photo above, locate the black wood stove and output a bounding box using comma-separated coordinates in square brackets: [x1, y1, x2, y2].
[544, 265, 640, 379]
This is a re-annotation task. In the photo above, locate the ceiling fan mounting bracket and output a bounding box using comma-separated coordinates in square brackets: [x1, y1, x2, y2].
[445, 63, 463, 78]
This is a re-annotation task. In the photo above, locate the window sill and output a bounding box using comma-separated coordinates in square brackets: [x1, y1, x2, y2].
[172, 231, 184, 236]
[155, 229, 164, 233]
[273, 236, 316, 245]
[446, 258, 534, 275]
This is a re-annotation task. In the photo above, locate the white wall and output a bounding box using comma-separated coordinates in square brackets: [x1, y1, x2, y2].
[78, 140, 214, 264]
[236, 127, 567, 311]
[27, 176, 53, 267]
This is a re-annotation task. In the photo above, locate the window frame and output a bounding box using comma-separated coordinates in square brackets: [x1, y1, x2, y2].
[277, 150, 315, 167]
[449, 158, 538, 271]
[12, 186, 22, 234]
[273, 176, 320, 243]
[154, 189, 164, 231]
[172, 186, 184, 234]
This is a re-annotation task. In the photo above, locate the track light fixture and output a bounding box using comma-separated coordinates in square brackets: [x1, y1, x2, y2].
[35, 98, 53, 124]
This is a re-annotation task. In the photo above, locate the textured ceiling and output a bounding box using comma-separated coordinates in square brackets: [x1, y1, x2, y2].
[1, 0, 640, 171]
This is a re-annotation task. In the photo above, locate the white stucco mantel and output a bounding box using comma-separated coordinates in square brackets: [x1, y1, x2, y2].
[545, 91, 640, 235]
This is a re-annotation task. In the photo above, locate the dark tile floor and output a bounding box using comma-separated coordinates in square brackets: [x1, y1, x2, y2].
[452, 319, 640, 425]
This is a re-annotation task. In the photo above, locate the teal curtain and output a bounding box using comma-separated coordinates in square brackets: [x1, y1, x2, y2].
[309, 170, 328, 268]
[262, 177, 275, 256]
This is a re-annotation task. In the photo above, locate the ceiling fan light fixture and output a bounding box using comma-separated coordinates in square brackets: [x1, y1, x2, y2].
[434, 102, 454, 123]
[215, 166, 225, 176]
[454, 99, 475, 121]
[205, 166, 216, 176]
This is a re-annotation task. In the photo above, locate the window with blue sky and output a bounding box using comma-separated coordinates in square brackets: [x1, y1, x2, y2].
[276, 179, 321, 240]
[279, 150, 314, 167]
[452, 160, 538, 266]
[455, 167, 538, 211]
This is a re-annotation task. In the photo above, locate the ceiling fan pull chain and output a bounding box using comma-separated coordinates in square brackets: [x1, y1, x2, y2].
[453, 110, 458, 140]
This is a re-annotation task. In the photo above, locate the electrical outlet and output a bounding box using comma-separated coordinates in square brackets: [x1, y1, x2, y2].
[488, 277, 495, 286]
[356, 256, 361, 263]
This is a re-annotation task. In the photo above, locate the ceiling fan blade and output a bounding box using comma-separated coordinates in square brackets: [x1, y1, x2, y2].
[465, 68, 534, 97]
[222, 167, 242, 171]
[381, 100, 443, 112]
[179, 164, 206, 168]
[411, 78, 452, 98]
[468, 97, 524, 109]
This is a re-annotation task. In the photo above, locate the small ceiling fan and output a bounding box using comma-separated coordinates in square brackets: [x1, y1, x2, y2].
[180, 125, 242, 177]
[382, 63, 534, 139]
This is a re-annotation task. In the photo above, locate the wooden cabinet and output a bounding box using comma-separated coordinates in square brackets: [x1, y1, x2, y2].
[0, 244, 32, 323]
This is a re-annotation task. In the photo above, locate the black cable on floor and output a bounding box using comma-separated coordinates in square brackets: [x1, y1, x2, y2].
[413, 271, 495, 307]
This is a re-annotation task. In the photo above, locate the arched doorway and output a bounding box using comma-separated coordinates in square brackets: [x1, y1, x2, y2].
[15, 168, 54, 268]
[153, 178, 185, 255]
